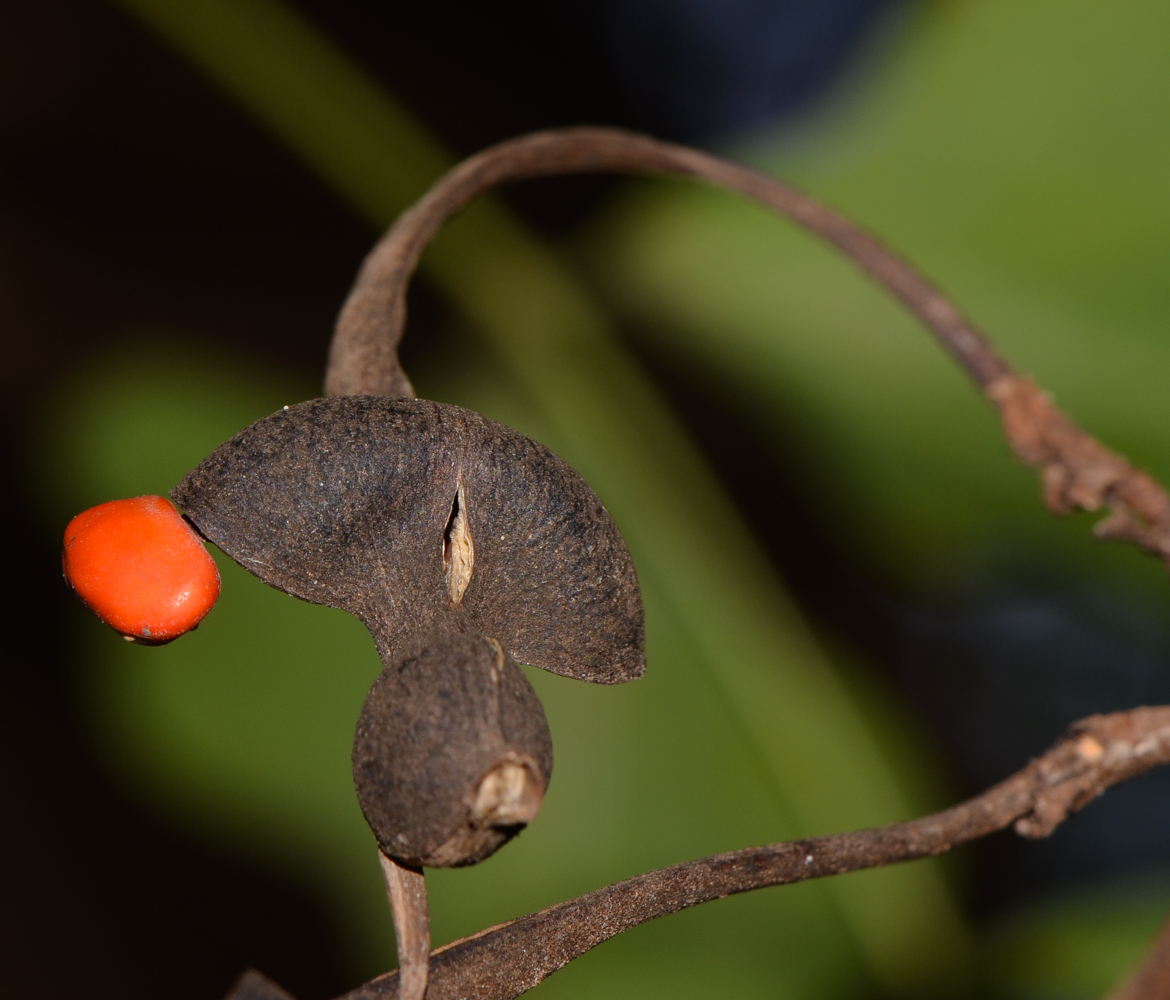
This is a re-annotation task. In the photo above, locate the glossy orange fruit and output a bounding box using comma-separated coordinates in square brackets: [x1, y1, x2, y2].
[62, 495, 221, 643]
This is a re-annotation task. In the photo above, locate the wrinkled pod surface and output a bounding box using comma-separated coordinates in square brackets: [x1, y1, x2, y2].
[173, 395, 645, 866]
[354, 630, 553, 866]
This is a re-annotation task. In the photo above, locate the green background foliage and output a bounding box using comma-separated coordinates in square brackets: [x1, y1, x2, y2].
[34, 1, 1170, 997]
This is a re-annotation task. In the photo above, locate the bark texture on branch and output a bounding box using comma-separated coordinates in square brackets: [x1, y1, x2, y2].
[989, 376, 1170, 566]
[304, 707, 1170, 1000]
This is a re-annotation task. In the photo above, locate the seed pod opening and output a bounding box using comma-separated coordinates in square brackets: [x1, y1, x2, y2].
[172, 395, 645, 683]
[353, 630, 553, 867]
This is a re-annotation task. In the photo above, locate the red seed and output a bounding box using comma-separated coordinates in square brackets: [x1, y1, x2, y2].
[62, 496, 221, 643]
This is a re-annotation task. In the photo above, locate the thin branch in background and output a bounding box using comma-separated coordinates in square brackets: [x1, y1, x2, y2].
[286, 706, 1170, 1000]
[326, 127, 1170, 570]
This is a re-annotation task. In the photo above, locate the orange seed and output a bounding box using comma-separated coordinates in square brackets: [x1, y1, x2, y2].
[62, 495, 220, 643]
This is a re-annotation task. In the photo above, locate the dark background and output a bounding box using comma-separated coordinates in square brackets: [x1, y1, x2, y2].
[6, 2, 1168, 998]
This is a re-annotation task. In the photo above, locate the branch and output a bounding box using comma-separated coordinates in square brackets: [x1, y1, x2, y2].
[324, 127, 1011, 396]
[988, 376, 1170, 563]
[324, 127, 1170, 569]
[269, 706, 1170, 1000]
[378, 854, 429, 1000]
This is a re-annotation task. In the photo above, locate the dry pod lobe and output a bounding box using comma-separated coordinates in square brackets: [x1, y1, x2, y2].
[172, 394, 645, 866]
[353, 630, 553, 867]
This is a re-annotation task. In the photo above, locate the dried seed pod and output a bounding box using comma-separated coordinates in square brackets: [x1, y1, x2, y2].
[353, 630, 553, 867]
[172, 394, 644, 870]
[172, 395, 644, 683]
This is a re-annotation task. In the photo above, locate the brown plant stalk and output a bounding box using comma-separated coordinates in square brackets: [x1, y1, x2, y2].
[379, 855, 429, 1000]
[285, 129, 1170, 1000]
[326, 126, 1170, 567]
[221, 708, 1170, 1000]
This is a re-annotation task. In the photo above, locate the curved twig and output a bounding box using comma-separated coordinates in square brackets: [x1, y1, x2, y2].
[324, 127, 1010, 397]
[988, 376, 1170, 562]
[325, 126, 1170, 567]
[307, 706, 1170, 1000]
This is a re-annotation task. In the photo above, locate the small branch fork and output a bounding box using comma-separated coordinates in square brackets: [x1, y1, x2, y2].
[326, 126, 1170, 569]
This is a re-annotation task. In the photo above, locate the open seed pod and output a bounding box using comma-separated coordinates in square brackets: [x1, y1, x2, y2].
[353, 629, 553, 867]
[171, 392, 644, 867]
[171, 394, 644, 684]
